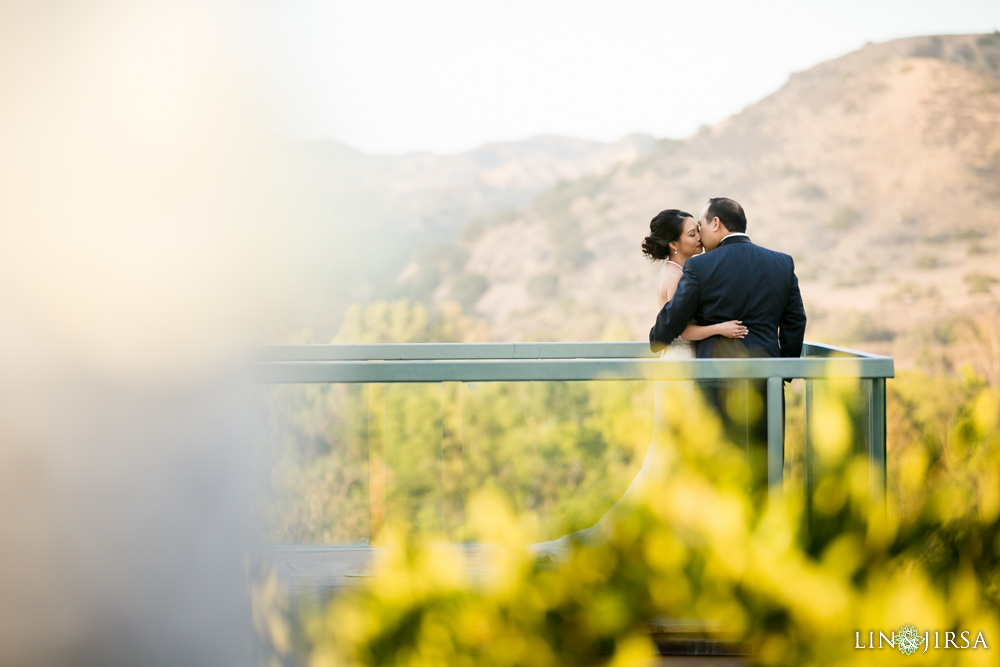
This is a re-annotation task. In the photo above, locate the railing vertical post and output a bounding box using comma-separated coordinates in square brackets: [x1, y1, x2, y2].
[869, 377, 887, 504]
[803, 379, 815, 530]
[767, 376, 784, 502]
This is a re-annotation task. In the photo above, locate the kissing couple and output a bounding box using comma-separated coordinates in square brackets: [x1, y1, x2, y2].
[532, 197, 805, 560]
[646, 196, 806, 366]
[645, 196, 807, 488]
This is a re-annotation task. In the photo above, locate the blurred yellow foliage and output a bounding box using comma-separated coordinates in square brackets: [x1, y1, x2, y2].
[250, 303, 1000, 666]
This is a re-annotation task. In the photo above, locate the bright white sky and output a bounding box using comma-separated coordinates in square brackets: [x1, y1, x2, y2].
[248, 0, 1000, 155]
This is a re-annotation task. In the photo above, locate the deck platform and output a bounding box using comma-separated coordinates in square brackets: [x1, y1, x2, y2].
[258, 544, 749, 663]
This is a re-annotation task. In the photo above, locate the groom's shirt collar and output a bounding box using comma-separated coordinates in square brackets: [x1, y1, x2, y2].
[717, 232, 750, 247]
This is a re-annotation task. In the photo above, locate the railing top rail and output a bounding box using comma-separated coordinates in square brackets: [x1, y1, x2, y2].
[801, 341, 891, 360]
[248, 356, 893, 384]
[252, 342, 658, 361]
[254, 341, 890, 363]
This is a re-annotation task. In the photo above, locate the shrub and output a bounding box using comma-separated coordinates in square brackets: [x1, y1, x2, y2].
[417, 242, 464, 272]
[841, 311, 896, 343]
[557, 237, 593, 269]
[792, 183, 826, 200]
[462, 208, 518, 243]
[834, 264, 877, 287]
[828, 206, 861, 230]
[931, 316, 969, 345]
[449, 272, 490, 310]
[955, 229, 986, 241]
[534, 183, 577, 232]
[910, 37, 943, 58]
[964, 272, 999, 294]
[527, 273, 559, 300]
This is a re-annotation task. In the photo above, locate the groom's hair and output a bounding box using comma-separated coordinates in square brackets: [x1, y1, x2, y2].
[706, 197, 747, 233]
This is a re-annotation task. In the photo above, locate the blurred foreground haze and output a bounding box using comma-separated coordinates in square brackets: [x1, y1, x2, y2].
[2, 2, 999, 666]
[0, 3, 319, 665]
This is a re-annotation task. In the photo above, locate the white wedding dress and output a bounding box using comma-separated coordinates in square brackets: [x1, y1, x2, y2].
[531, 338, 695, 560]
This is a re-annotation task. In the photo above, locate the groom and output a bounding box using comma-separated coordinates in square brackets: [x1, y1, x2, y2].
[649, 198, 806, 482]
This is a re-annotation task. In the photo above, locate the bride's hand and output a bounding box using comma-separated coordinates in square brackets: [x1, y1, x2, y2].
[717, 320, 748, 339]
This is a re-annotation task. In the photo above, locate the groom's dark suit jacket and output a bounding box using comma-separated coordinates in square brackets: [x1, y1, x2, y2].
[649, 235, 806, 359]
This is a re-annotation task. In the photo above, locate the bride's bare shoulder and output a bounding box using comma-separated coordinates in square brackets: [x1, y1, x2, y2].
[656, 263, 681, 308]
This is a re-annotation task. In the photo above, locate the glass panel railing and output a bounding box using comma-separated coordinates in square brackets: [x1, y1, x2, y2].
[253, 379, 663, 546]
[380, 382, 446, 538]
[457, 380, 655, 542]
[248, 342, 891, 547]
[802, 375, 882, 547]
[253, 383, 371, 545]
[367, 379, 658, 544]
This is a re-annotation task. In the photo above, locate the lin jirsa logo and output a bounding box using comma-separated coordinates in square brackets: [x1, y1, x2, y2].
[895, 625, 925, 655]
[855, 625, 989, 654]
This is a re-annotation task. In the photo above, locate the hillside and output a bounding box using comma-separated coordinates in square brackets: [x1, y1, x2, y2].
[274, 133, 654, 338]
[409, 34, 1000, 362]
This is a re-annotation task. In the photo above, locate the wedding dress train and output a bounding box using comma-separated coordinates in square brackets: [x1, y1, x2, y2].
[530, 339, 696, 560]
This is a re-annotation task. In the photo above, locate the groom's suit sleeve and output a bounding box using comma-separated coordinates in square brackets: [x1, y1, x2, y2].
[778, 257, 806, 359]
[649, 262, 700, 353]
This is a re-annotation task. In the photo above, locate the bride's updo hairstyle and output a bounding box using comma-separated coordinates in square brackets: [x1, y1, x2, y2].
[642, 209, 693, 260]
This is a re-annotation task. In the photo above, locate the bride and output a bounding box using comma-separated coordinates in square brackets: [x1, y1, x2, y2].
[531, 209, 746, 559]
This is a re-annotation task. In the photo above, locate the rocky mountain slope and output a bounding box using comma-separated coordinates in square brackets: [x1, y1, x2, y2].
[409, 34, 1000, 360]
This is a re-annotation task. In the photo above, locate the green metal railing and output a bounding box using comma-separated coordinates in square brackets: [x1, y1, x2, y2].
[250, 341, 893, 540]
